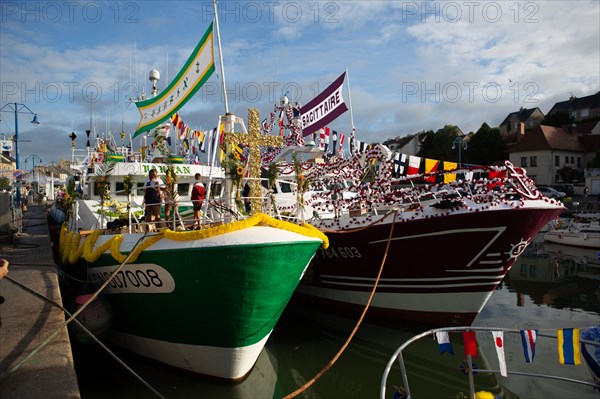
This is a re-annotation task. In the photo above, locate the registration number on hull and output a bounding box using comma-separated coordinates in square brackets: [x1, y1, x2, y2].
[315, 246, 362, 259]
[88, 264, 175, 294]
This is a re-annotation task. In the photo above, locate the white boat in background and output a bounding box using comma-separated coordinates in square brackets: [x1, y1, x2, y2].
[544, 223, 600, 249]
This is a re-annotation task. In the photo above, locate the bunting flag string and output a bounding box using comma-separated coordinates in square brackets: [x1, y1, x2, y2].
[430, 327, 595, 376]
[166, 112, 217, 155]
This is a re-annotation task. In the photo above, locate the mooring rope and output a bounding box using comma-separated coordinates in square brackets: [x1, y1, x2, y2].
[282, 211, 398, 399]
[0, 232, 166, 399]
[1, 274, 165, 398]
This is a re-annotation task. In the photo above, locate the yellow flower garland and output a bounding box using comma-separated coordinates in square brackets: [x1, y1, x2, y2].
[162, 213, 329, 249]
[59, 212, 328, 266]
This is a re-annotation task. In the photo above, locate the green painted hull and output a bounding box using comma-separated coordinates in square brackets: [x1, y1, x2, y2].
[84, 241, 320, 348]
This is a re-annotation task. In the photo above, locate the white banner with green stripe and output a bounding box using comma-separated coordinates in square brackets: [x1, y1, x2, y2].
[133, 23, 215, 138]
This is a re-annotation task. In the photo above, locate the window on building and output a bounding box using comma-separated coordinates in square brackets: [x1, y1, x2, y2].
[565, 156, 569, 164]
[555, 156, 560, 167]
[581, 108, 589, 118]
[570, 156, 574, 164]
[530, 156, 537, 167]
[577, 157, 581, 167]
[521, 157, 527, 167]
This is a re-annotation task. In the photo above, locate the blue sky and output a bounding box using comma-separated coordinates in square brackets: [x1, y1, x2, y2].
[1, 0, 599, 167]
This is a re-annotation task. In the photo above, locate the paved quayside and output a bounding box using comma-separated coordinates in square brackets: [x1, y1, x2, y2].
[0, 203, 80, 399]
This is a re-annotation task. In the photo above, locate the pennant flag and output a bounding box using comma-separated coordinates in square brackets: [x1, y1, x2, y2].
[300, 71, 349, 137]
[338, 133, 345, 155]
[463, 331, 477, 359]
[171, 113, 181, 131]
[261, 118, 269, 134]
[134, 23, 215, 137]
[318, 128, 325, 149]
[558, 328, 581, 365]
[407, 155, 421, 176]
[492, 331, 507, 377]
[436, 331, 454, 355]
[520, 329, 538, 363]
[331, 131, 338, 155]
[357, 140, 368, 153]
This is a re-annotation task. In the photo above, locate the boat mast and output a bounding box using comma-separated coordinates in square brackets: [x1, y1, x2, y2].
[203, 0, 228, 223]
[345, 67, 356, 155]
[213, 0, 229, 114]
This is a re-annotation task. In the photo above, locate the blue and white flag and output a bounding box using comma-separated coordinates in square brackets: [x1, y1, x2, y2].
[435, 331, 453, 355]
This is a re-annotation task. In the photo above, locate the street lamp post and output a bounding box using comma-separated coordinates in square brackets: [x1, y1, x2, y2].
[451, 136, 468, 167]
[0, 102, 40, 206]
[24, 154, 42, 192]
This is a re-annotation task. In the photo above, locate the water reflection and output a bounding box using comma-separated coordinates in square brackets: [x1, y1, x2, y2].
[505, 238, 600, 313]
[73, 234, 600, 399]
[271, 302, 514, 399]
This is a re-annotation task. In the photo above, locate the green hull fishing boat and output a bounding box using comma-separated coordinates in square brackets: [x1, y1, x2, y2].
[59, 213, 326, 379]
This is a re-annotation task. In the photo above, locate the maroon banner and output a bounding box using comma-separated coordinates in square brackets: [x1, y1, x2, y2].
[300, 72, 348, 137]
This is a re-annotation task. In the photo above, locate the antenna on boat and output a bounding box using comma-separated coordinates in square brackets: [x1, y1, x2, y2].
[213, 0, 229, 114]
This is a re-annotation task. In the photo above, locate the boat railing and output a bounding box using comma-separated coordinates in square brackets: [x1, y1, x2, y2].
[380, 325, 600, 399]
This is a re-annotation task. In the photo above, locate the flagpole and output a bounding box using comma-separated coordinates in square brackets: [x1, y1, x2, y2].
[213, 0, 229, 114]
[345, 67, 356, 154]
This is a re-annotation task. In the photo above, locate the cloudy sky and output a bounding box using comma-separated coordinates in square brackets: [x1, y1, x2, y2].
[1, 0, 599, 167]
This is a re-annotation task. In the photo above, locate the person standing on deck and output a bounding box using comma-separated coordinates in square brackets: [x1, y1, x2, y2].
[191, 173, 206, 229]
[144, 169, 163, 229]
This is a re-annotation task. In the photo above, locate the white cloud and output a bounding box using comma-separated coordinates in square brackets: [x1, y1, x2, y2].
[0, 0, 598, 165]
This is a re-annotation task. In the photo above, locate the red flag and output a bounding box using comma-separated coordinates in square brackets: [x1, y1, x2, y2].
[463, 331, 477, 359]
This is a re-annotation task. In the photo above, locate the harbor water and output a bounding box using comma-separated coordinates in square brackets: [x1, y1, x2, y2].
[72, 234, 600, 399]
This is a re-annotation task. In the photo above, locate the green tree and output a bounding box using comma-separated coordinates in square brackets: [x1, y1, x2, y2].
[587, 151, 600, 168]
[417, 126, 460, 161]
[557, 166, 580, 183]
[465, 123, 507, 165]
[0, 176, 9, 191]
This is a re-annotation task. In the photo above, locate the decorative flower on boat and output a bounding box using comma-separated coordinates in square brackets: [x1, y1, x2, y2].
[58, 213, 329, 267]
